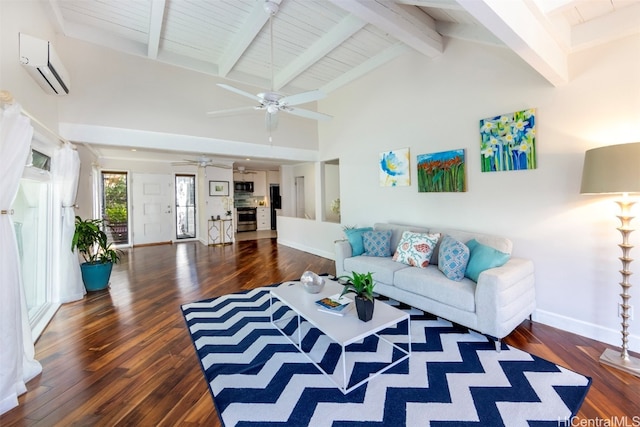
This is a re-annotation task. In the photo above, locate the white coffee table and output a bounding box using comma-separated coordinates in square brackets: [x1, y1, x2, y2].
[270, 279, 411, 394]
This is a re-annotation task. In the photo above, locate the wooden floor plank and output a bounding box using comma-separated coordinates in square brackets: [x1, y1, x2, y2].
[1, 239, 638, 425]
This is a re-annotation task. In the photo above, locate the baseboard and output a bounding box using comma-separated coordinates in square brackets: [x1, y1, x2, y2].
[277, 238, 335, 260]
[534, 309, 640, 353]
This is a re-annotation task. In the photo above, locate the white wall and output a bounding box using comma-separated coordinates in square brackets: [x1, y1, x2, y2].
[0, 1, 60, 129]
[318, 35, 640, 351]
[55, 36, 320, 153]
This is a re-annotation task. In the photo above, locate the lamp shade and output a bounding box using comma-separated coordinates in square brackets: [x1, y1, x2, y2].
[580, 142, 640, 194]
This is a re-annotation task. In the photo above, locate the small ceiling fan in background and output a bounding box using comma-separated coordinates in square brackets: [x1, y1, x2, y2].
[172, 156, 232, 168]
[207, 0, 331, 133]
[233, 165, 256, 175]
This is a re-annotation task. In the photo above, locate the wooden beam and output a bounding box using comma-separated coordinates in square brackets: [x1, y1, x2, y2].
[435, 22, 503, 46]
[218, 0, 282, 78]
[328, 0, 443, 58]
[320, 43, 410, 93]
[456, 0, 568, 86]
[273, 15, 366, 91]
[147, 0, 166, 59]
[395, 0, 463, 10]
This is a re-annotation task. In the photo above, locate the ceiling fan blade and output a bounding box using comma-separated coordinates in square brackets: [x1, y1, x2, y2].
[265, 112, 279, 131]
[279, 90, 326, 106]
[285, 107, 332, 121]
[209, 163, 233, 169]
[217, 83, 262, 102]
[206, 106, 258, 117]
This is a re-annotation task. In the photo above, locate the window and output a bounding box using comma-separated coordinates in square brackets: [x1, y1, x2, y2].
[175, 174, 196, 239]
[13, 144, 53, 335]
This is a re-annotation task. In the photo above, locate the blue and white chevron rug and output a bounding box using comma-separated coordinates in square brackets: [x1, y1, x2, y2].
[181, 283, 591, 427]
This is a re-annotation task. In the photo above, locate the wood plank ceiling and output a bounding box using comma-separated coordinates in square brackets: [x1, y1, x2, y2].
[42, 0, 640, 168]
[47, 0, 640, 94]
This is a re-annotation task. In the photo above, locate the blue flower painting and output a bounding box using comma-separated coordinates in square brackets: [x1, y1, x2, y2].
[380, 148, 410, 187]
[480, 109, 537, 172]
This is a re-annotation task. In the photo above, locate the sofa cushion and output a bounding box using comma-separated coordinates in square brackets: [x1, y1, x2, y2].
[374, 223, 430, 254]
[394, 266, 476, 312]
[393, 231, 441, 268]
[343, 256, 408, 286]
[363, 230, 393, 257]
[464, 239, 510, 282]
[429, 228, 513, 265]
[438, 235, 470, 281]
[344, 227, 373, 256]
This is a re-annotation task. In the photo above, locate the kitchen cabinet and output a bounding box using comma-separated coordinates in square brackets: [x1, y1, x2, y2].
[253, 171, 267, 196]
[257, 207, 270, 231]
[208, 219, 233, 245]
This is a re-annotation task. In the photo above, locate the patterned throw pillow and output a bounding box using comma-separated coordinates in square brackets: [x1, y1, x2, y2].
[363, 230, 393, 257]
[437, 235, 470, 281]
[393, 231, 441, 268]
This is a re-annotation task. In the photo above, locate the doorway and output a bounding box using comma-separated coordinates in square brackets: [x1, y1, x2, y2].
[175, 174, 196, 239]
[131, 173, 173, 245]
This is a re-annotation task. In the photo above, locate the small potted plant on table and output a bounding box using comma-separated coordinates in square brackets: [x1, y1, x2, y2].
[339, 271, 376, 322]
[72, 216, 121, 291]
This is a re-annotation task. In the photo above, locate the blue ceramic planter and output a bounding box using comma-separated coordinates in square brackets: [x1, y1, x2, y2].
[80, 262, 113, 291]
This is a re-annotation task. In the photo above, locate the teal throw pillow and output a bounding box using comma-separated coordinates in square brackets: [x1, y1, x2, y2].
[438, 235, 470, 281]
[363, 230, 393, 257]
[464, 239, 510, 282]
[344, 227, 373, 256]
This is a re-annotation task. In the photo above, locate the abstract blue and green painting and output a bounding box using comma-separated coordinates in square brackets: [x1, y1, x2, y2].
[417, 149, 466, 192]
[379, 148, 410, 187]
[480, 108, 536, 172]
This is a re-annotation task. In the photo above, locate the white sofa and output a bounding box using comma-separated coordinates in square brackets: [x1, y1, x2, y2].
[334, 223, 535, 341]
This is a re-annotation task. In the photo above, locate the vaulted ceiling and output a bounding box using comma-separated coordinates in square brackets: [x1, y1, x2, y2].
[42, 0, 640, 169]
[46, 0, 640, 93]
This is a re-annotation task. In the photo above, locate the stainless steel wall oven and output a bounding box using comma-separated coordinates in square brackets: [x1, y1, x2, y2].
[236, 207, 257, 232]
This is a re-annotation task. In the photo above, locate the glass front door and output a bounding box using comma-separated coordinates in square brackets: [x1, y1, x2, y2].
[175, 174, 196, 239]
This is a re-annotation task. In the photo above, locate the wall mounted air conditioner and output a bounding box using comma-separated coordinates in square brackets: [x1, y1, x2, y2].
[19, 33, 70, 95]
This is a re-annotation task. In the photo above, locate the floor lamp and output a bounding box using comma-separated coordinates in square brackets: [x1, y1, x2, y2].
[581, 142, 640, 377]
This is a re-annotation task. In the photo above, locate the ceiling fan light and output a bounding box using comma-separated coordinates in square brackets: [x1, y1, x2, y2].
[267, 104, 278, 114]
[263, 1, 279, 16]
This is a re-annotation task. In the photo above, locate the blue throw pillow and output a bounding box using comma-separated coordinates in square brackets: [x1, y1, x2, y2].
[438, 235, 470, 281]
[363, 230, 393, 257]
[464, 239, 510, 282]
[344, 227, 373, 256]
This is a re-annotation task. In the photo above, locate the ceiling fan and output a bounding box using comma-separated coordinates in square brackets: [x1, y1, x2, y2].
[207, 0, 331, 132]
[172, 156, 232, 168]
[233, 166, 256, 175]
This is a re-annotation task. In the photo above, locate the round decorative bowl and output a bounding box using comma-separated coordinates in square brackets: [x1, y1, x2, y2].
[300, 271, 325, 294]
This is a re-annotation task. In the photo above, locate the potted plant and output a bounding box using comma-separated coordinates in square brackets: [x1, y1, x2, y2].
[71, 216, 121, 291]
[339, 271, 376, 321]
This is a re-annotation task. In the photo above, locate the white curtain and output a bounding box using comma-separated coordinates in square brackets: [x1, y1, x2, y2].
[52, 144, 84, 303]
[0, 103, 42, 415]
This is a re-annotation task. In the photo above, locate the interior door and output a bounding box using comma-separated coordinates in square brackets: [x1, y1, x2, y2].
[131, 173, 173, 245]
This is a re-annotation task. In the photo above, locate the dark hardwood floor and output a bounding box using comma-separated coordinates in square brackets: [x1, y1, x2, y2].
[1, 239, 638, 425]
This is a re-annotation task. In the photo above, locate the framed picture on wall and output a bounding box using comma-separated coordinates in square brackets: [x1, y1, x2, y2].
[209, 181, 229, 196]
